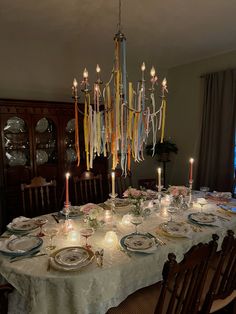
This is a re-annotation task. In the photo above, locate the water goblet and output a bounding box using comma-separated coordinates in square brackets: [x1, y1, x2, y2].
[167, 206, 177, 222]
[34, 218, 48, 237]
[197, 198, 207, 213]
[43, 223, 59, 251]
[130, 215, 143, 234]
[80, 228, 94, 249]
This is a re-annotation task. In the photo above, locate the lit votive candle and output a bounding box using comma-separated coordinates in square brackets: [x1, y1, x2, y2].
[104, 210, 113, 224]
[104, 231, 118, 247]
[161, 207, 169, 218]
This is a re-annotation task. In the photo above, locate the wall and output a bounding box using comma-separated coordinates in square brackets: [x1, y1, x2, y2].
[165, 50, 236, 186]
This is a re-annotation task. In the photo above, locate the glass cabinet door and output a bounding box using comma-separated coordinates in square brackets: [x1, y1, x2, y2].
[35, 117, 57, 166]
[3, 116, 30, 167]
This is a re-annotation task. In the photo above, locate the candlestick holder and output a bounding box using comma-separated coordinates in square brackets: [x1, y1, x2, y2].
[156, 185, 164, 210]
[188, 180, 193, 207]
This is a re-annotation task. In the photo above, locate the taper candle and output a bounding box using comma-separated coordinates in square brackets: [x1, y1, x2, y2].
[189, 158, 194, 181]
[65, 172, 70, 206]
[157, 167, 162, 189]
[111, 171, 115, 197]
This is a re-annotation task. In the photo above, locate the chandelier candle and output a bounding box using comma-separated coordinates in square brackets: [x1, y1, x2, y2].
[189, 158, 194, 181]
[65, 172, 70, 207]
[111, 171, 116, 197]
[157, 167, 162, 191]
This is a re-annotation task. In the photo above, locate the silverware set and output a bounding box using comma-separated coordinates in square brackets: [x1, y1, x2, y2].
[95, 249, 104, 267]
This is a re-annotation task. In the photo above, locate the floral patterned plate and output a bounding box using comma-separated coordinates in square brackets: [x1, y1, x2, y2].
[123, 234, 154, 250]
[159, 221, 190, 238]
[188, 213, 216, 225]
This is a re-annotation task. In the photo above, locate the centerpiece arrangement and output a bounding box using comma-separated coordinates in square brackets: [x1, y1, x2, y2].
[123, 187, 149, 216]
[168, 186, 189, 209]
[80, 203, 104, 229]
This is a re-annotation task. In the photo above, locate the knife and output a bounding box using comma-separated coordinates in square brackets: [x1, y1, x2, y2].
[51, 214, 59, 223]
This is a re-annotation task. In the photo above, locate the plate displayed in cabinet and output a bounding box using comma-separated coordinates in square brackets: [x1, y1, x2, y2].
[66, 119, 75, 133]
[35, 118, 49, 133]
[4, 117, 25, 133]
[6, 151, 27, 167]
[66, 148, 77, 163]
[36, 149, 48, 165]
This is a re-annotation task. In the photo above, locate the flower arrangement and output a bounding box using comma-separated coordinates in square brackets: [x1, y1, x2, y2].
[123, 187, 148, 216]
[80, 203, 104, 228]
[168, 186, 189, 197]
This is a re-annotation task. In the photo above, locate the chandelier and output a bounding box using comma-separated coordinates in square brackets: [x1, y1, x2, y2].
[72, 0, 168, 176]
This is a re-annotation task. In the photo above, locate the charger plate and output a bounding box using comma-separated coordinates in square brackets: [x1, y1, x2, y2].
[51, 246, 94, 271]
[159, 221, 190, 238]
[120, 233, 156, 253]
[0, 236, 43, 257]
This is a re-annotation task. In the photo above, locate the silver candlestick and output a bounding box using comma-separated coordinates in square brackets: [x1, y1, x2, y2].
[188, 180, 193, 207]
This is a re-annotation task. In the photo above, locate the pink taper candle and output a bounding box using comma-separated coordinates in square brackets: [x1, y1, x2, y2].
[189, 158, 194, 181]
[65, 172, 70, 205]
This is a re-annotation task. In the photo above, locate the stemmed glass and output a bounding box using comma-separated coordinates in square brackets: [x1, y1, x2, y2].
[80, 228, 94, 249]
[43, 223, 59, 251]
[197, 198, 207, 213]
[34, 218, 48, 237]
[130, 215, 143, 234]
[167, 206, 177, 222]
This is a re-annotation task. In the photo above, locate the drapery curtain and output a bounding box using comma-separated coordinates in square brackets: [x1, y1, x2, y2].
[196, 69, 236, 192]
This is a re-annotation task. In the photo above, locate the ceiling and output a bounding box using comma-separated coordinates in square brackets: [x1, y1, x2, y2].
[0, 0, 236, 71]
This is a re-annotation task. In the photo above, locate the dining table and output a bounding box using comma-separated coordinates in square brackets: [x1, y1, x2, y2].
[0, 192, 236, 314]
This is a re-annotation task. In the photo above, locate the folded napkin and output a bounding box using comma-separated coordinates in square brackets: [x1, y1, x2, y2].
[7, 216, 30, 229]
[0, 235, 25, 253]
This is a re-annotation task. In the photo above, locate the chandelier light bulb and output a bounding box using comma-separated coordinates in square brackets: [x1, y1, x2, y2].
[141, 62, 146, 72]
[73, 78, 78, 88]
[83, 68, 89, 79]
[162, 77, 167, 87]
[96, 64, 101, 73]
[150, 66, 156, 77]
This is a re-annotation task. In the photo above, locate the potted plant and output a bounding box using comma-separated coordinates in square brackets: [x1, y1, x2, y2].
[145, 139, 178, 162]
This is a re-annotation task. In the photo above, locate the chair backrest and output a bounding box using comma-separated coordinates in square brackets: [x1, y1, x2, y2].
[108, 169, 132, 197]
[0, 284, 13, 314]
[138, 178, 156, 190]
[73, 171, 104, 205]
[201, 230, 236, 313]
[21, 176, 57, 216]
[155, 234, 219, 314]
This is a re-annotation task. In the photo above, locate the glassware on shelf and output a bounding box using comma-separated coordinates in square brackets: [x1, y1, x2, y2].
[34, 218, 48, 237]
[80, 228, 94, 249]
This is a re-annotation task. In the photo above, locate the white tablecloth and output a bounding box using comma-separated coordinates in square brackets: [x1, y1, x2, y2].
[0, 201, 236, 314]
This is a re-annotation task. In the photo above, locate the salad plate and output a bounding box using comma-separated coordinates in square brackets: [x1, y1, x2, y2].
[120, 233, 157, 253]
[7, 236, 42, 253]
[35, 118, 49, 133]
[159, 221, 191, 238]
[50, 246, 94, 271]
[188, 213, 217, 226]
[9, 220, 38, 232]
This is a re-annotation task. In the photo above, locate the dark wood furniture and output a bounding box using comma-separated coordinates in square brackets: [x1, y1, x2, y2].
[21, 176, 57, 216]
[0, 99, 108, 229]
[73, 171, 104, 204]
[138, 178, 156, 190]
[201, 230, 236, 314]
[107, 234, 219, 314]
[0, 283, 13, 314]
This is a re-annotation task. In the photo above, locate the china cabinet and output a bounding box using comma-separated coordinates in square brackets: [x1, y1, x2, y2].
[0, 99, 108, 229]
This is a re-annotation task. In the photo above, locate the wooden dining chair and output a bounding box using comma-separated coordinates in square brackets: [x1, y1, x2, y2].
[73, 171, 104, 205]
[21, 176, 57, 216]
[108, 169, 132, 197]
[0, 283, 14, 314]
[200, 230, 236, 314]
[107, 234, 219, 314]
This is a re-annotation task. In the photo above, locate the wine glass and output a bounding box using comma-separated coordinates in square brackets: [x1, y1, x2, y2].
[167, 206, 177, 222]
[197, 198, 207, 213]
[34, 218, 48, 237]
[43, 223, 59, 251]
[130, 215, 143, 234]
[80, 228, 94, 249]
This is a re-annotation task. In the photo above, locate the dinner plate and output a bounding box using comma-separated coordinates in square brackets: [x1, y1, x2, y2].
[10, 220, 38, 232]
[54, 247, 89, 267]
[66, 119, 75, 133]
[159, 221, 190, 238]
[50, 246, 94, 271]
[218, 204, 236, 214]
[8, 151, 27, 167]
[66, 148, 77, 163]
[188, 213, 217, 225]
[7, 236, 42, 253]
[121, 233, 155, 251]
[36, 149, 48, 165]
[60, 206, 83, 218]
[35, 118, 49, 133]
